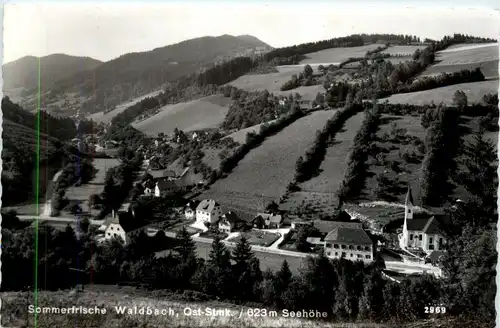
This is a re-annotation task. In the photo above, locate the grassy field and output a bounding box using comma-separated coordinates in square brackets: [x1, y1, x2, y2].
[381, 45, 427, 56]
[1, 287, 400, 328]
[227, 69, 301, 93]
[64, 158, 120, 211]
[381, 80, 499, 105]
[87, 89, 164, 124]
[133, 94, 232, 136]
[229, 230, 281, 247]
[300, 44, 381, 65]
[203, 110, 338, 213]
[280, 111, 365, 214]
[421, 43, 499, 78]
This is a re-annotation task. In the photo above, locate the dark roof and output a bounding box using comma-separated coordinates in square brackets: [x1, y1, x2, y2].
[149, 170, 176, 179]
[312, 220, 363, 235]
[157, 179, 178, 190]
[119, 215, 148, 233]
[406, 186, 414, 205]
[256, 213, 282, 224]
[197, 199, 220, 212]
[221, 211, 240, 224]
[407, 215, 450, 235]
[324, 227, 373, 244]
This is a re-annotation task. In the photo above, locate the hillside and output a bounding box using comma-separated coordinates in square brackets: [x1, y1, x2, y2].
[2, 54, 102, 91]
[15, 34, 272, 115]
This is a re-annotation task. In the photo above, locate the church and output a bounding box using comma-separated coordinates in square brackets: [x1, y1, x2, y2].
[401, 186, 449, 255]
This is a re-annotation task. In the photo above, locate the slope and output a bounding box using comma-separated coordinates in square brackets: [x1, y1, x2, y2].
[19, 35, 272, 114]
[2, 54, 103, 91]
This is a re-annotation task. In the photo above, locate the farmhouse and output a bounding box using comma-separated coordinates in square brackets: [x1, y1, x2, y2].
[324, 225, 375, 262]
[253, 213, 284, 229]
[149, 169, 177, 181]
[218, 211, 248, 233]
[196, 199, 222, 225]
[154, 180, 179, 197]
[101, 212, 147, 245]
[401, 186, 449, 255]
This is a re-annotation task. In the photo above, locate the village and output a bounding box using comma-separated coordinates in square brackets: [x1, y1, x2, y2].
[80, 125, 448, 282]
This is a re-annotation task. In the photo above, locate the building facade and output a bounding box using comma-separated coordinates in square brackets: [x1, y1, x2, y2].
[196, 199, 222, 225]
[324, 226, 375, 262]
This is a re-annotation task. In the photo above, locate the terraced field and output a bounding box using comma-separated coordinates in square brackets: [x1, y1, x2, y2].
[203, 110, 338, 212]
[281, 111, 365, 214]
[381, 80, 499, 105]
[132, 94, 232, 136]
[87, 89, 164, 123]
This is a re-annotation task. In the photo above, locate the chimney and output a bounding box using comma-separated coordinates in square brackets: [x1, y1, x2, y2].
[112, 209, 116, 218]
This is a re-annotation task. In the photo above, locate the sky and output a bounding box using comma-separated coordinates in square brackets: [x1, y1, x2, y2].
[3, 0, 499, 64]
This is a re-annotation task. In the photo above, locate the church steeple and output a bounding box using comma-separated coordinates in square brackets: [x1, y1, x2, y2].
[405, 185, 414, 207]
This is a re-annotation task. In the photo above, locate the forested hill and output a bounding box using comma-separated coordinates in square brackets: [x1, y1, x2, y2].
[2, 53, 103, 91]
[11, 34, 272, 115]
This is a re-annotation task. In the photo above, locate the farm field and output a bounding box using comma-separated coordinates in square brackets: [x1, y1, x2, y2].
[300, 44, 381, 65]
[203, 110, 339, 213]
[87, 89, 164, 124]
[421, 43, 499, 78]
[275, 84, 325, 101]
[280, 111, 366, 215]
[381, 45, 427, 56]
[132, 94, 232, 136]
[381, 80, 499, 105]
[64, 158, 120, 210]
[227, 69, 301, 93]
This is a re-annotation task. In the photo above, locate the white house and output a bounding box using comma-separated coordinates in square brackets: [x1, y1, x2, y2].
[324, 225, 375, 263]
[184, 202, 196, 220]
[196, 199, 222, 225]
[401, 186, 448, 255]
[101, 211, 147, 245]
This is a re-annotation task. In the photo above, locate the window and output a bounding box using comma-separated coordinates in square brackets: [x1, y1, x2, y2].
[410, 234, 413, 240]
[349, 245, 353, 250]
[107, 233, 110, 236]
[335, 252, 338, 256]
[350, 253, 353, 257]
[334, 244, 339, 249]
[365, 255, 371, 259]
[419, 235, 422, 241]
[439, 238, 443, 244]
[114, 233, 117, 237]
[326, 243, 332, 248]
[357, 254, 362, 258]
[429, 245, 434, 250]
[357, 246, 362, 251]
[364, 246, 370, 251]
[110, 227, 114, 230]
[341, 245, 346, 249]
[341, 252, 346, 257]
[327, 252, 331, 256]
[429, 237, 433, 244]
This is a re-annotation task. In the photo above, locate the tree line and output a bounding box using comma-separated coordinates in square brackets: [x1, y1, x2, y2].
[294, 102, 364, 183]
[336, 103, 382, 203]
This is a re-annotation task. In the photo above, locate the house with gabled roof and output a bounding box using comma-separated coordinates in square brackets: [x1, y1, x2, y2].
[218, 211, 250, 233]
[324, 225, 375, 262]
[253, 212, 284, 229]
[401, 186, 450, 255]
[100, 211, 148, 245]
[196, 199, 222, 225]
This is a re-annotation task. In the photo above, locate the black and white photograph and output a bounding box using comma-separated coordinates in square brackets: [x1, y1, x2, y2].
[0, 1, 499, 327]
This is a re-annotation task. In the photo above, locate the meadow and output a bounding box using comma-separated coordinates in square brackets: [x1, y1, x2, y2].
[381, 80, 499, 105]
[132, 94, 232, 136]
[300, 44, 381, 65]
[64, 157, 120, 210]
[224, 119, 278, 143]
[87, 89, 164, 124]
[421, 43, 499, 78]
[380, 45, 427, 56]
[227, 69, 301, 93]
[280, 111, 366, 215]
[203, 110, 338, 213]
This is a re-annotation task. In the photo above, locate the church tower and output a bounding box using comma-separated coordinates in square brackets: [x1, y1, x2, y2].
[402, 185, 414, 246]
